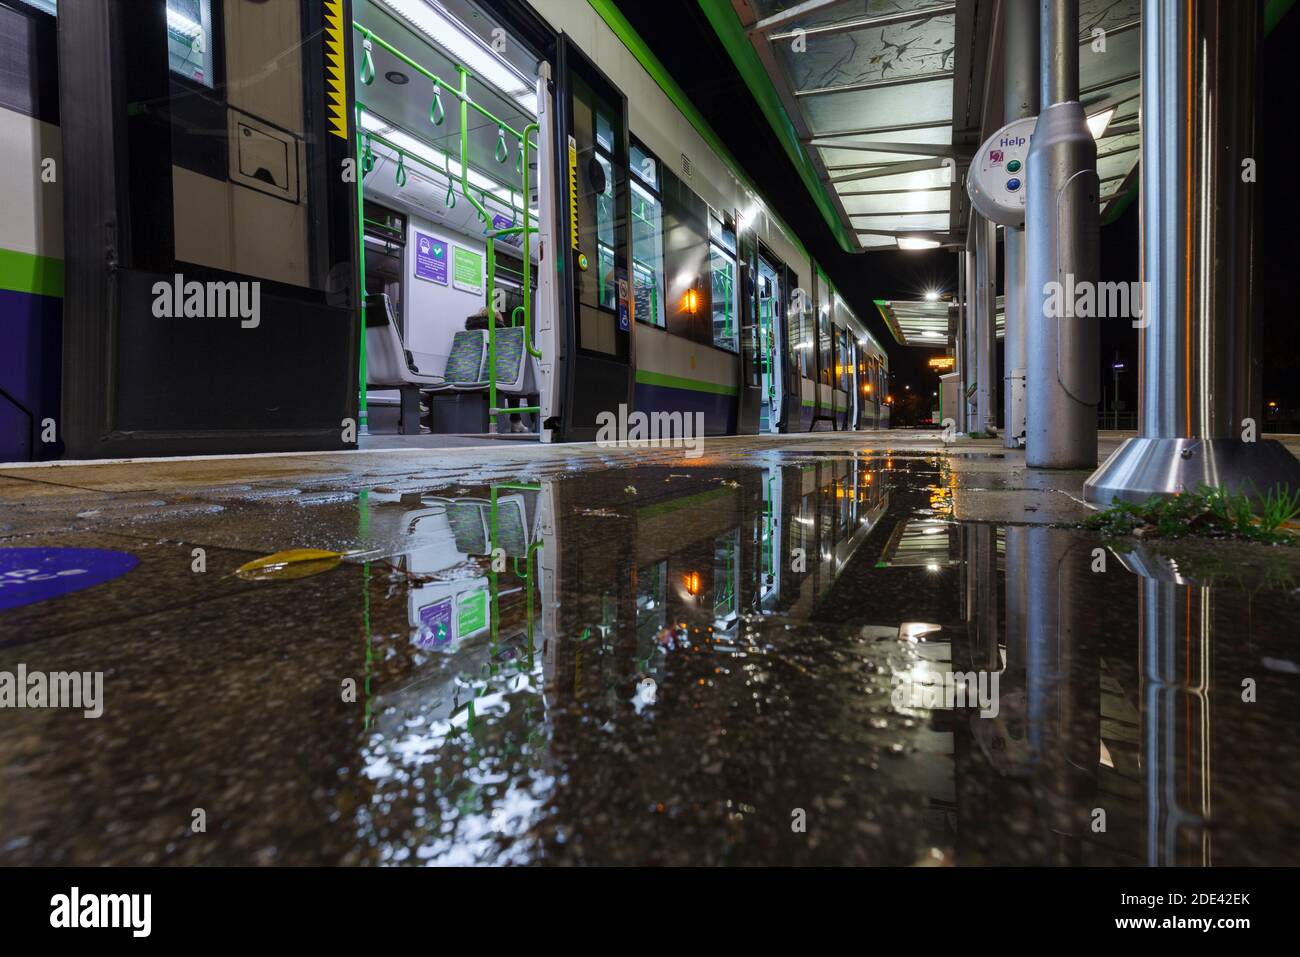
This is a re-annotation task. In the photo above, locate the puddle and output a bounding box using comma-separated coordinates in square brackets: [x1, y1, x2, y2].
[1, 454, 1298, 865]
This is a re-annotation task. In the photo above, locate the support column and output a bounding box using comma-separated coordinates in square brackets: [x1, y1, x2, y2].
[974, 214, 997, 434]
[1024, 0, 1099, 469]
[1084, 0, 1300, 503]
[1003, 0, 1039, 448]
[963, 242, 978, 433]
[954, 252, 967, 432]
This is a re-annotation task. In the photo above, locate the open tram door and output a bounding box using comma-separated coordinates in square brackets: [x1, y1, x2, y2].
[56, 0, 360, 458]
[552, 38, 634, 442]
[734, 231, 760, 435]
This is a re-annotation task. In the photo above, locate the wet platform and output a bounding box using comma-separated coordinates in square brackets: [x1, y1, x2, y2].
[2, 431, 1299, 865]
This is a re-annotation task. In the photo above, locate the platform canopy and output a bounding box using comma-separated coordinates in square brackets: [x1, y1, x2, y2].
[874, 295, 1004, 347]
[710, 0, 1141, 252]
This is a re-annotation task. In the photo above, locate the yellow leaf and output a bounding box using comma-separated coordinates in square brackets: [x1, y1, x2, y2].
[235, 548, 344, 582]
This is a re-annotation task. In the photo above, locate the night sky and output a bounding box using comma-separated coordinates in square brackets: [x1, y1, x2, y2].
[620, 2, 1300, 415]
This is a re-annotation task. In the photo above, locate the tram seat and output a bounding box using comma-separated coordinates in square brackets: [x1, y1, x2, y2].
[490, 325, 536, 396]
[364, 293, 489, 433]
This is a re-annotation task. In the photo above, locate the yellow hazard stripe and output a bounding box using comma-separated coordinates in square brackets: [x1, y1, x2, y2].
[324, 0, 348, 140]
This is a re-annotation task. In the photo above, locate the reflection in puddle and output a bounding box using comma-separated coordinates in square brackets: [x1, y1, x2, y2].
[2, 454, 1298, 865]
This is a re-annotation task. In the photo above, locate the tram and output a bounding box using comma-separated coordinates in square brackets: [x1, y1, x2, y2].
[0, 0, 889, 462]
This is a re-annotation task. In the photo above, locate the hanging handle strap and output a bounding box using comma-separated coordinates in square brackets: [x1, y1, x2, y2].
[360, 38, 375, 86]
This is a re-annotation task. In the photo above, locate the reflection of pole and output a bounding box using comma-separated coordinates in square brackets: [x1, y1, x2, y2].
[1003, 525, 1027, 672]
[975, 524, 999, 670]
[1131, 562, 1213, 867]
[1024, 527, 1099, 860]
[1002, 0, 1038, 448]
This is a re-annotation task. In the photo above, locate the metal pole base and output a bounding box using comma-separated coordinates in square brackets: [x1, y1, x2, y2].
[1084, 436, 1300, 506]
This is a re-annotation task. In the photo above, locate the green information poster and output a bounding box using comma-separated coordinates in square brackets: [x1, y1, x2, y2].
[452, 246, 483, 295]
[457, 588, 489, 638]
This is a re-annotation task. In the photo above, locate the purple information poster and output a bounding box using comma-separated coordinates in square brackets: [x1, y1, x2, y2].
[414, 231, 448, 285]
[417, 596, 454, 648]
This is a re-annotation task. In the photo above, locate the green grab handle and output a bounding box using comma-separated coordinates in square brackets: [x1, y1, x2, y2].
[395, 152, 407, 187]
[495, 125, 507, 163]
[360, 39, 375, 85]
[430, 85, 444, 126]
[361, 134, 374, 174]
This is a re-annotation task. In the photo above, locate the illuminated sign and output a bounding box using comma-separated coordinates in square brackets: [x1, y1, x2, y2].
[928, 355, 956, 371]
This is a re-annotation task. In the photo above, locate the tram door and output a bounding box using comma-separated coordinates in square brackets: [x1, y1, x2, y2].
[756, 249, 786, 434]
[734, 231, 761, 434]
[57, 0, 358, 458]
[556, 39, 633, 442]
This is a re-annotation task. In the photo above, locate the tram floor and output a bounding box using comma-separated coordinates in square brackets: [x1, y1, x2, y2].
[1, 429, 1299, 864]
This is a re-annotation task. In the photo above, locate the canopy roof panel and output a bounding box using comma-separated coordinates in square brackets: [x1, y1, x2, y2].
[722, 0, 1142, 251]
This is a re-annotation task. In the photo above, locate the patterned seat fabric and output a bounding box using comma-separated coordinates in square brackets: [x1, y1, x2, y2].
[493, 326, 525, 388]
[445, 330, 486, 384]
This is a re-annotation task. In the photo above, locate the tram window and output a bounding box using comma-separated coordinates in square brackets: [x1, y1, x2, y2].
[167, 0, 215, 88]
[631, 179, 666, 327]
[661, 167, 712, 345]
[709, 242, 738, 352]
[630, 142, 659, 191]
[594, 153, 617, 310]
[818, 306, 832, 385]
[789, 294, 813, 380]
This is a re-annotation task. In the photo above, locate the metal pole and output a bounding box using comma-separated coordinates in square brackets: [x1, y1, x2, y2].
[955, 252, 967, 432]
[974, 212, 997, 434]
[1085, 0, 1300, 503]
[1003, 0, 1038, 448]
[964, 241, 978, 433]
[1025, 0, 1099, 469]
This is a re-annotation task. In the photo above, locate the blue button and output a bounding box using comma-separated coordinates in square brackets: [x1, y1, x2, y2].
[1005, 177, 1021, 191]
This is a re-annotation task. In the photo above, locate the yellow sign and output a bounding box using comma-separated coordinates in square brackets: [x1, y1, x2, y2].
[567, 135, 579, 250]
[928, 355, 955, 371]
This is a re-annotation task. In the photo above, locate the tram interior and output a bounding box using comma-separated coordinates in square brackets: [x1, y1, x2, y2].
[355, 0, 544, 444]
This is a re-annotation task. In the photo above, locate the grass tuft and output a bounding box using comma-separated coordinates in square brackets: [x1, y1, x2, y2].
[1083, 484, 1300, 546]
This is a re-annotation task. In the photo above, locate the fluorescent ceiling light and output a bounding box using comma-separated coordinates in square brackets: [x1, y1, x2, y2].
[1086, 107, 1115, 140]
[166, 7, 203, 39]
[379, 0, 534, 114]
[898, 238, 941, 250]
[922, 330, 943, 338]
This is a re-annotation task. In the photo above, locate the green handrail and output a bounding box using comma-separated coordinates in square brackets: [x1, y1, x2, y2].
[353, 22, 530, 141]
[353, 28, 546, 432]
[354, 102, 368, 435]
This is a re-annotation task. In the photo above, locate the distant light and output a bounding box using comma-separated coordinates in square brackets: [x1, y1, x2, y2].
[1087, 107, 1115, 140]
[898, 238, 941, 250]
[924, 290, 940, 301]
